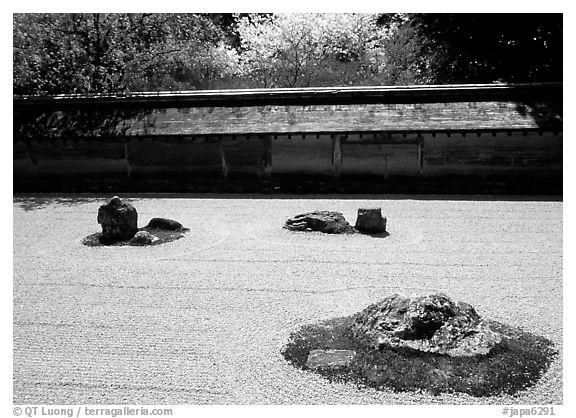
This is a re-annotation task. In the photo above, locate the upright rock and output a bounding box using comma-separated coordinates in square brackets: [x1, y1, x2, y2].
[284, 211, 354, 234]
[97, 196, 138, 244]
[355, 208, 387, 234]
[351, 293, 502, 357]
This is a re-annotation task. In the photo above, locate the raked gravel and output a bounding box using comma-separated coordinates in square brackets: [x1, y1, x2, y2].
[13, 195, 562, 404]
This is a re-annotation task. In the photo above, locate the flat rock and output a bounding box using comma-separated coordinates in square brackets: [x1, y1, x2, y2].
[306, 349, 356, 370]
[129, 231, 158, 245]
[351, 293, 502, 357]
[284, 211, 354, 234]
[97, 196, 138, 244]
[146, 218, 183, 230]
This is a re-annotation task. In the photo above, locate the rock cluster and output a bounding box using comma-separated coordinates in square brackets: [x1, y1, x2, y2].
[351, 293, 502, 357]
[285, 208, 388, 235]
[284, 211, 354, 234]
[283, 293, 556, 396]
[91, 196, 186, 246]
[97, 196, 138, 244]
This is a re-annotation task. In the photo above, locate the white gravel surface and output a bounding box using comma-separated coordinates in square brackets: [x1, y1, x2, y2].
[13, 195, 562, 404]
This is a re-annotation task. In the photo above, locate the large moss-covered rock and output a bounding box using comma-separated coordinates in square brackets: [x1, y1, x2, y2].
[351, 293, 502, 357]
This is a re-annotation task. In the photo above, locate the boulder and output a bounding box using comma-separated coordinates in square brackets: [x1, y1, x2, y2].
[351, 293, 502, 357]
[355, 208, 387, 234]
[284, 211, 354, 234]
[129, 231, 157, 245]
[147, 217, 183, 230]
[97, 196, 138, 244]
[306, 349, 356, 370]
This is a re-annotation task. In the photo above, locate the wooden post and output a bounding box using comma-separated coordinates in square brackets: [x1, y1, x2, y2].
[332, 135, 342, 178]
[383, 153, 389, 181]
[219, 139, 229, 179]
[124, 139, 132, 177]
[24, 139, 39, 176]
[417, 134, 424, 178]
[258, 135, 272, 178]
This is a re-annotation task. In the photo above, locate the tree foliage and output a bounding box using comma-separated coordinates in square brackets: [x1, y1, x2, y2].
[13, 13, 238, 94]
[235, 13, 390, 88]
[13, 13, 562, 95]
[402, 13, 563, 84]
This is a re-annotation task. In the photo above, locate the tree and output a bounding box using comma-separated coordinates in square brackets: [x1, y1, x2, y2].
[13, 13, 240, 95]
[401, 13, 563, 84]
[235, 13, 391, 88]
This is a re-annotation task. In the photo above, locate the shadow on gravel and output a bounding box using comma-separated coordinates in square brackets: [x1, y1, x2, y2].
[13, 196, 103, 211]
[106, 193, 563, 202]
[14, 193, 562, 208]
[358, 231, 390, 239]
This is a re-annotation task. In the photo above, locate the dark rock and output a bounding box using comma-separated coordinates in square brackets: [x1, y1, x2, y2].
[284, 211, 354, 234]
[97, 196, 138, 244]
[355, 208, 387, 234]
[147, 217, 183, 230]
[306, 349, 356, 370]
[351, 293, 502, 357]
[129, 231, 157, 245]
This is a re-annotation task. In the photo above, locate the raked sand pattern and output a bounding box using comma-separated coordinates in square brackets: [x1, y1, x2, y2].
[13, 195, 562, 404]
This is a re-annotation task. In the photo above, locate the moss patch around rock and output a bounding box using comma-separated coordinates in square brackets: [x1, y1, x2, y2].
[281, 315, 557, 397]
[82, 226, 189, 247]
